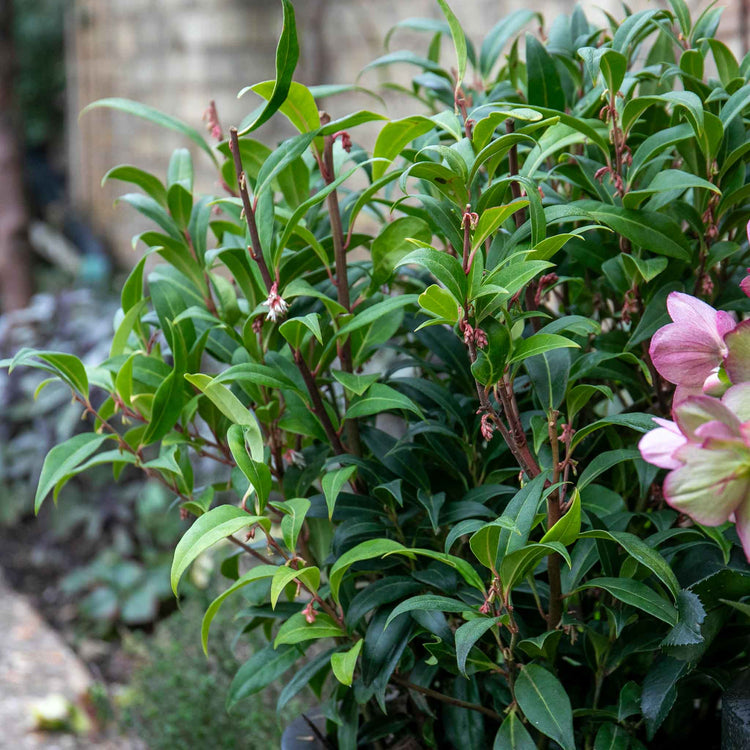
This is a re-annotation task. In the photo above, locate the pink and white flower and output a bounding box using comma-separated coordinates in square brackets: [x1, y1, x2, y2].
[639, 384, 750, 561]
[649, 292, 735, 394]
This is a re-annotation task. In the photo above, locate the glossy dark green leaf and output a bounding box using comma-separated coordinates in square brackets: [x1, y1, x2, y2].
[515, 664, 575, 750]
[494, 711, 537, 750]
[577, 578, 678, 625]
[525, 34, 565, 111]
[226, 644, 300, 709]
[455, 617, 498, 676]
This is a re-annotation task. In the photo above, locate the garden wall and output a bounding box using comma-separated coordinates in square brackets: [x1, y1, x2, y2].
[66, 0, 745, 262]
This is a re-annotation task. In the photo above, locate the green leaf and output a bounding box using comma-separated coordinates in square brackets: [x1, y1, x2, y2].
[329, 539, 409, 604]
[385, 595, 471, 628]
[254, 130, 316, 200]
[372, 116, 434, 181]
[141, 370, 186, 445]
[270, 565, 320, 609]
[35, 433, 111, 513]
[274, 611, 344, 646]
[719, 83, 750, 128]
[241, 80, 319, 135]
[185, 373, 262, 432]
[322, 465, 358, 519]
[371, 216, 433, 290]
[641, 656, 691, 739]
[455, 618, 498, 676]
[396, 247, 466, 303]
[540, 488, 581, 546]
[497, 474, 548, 559]
[473, 202, 529, 249]
[509, 334, 579, 364]
[572, 413, 656, 449]
[515, 664, 575, 750]
[10, 348, 89, 398]
[331, 370, 380, 396]
[275, 497, 311, 554]
[226, 645, 299, 709]
[345, 383, 423, 419]
[201, 565, 278, 653]
[576, 578, 678, 626]
[279, 313, 323, 349]
[499, 542, 570, 594]
[81, 98, 217, 166]
[624, 169, 720, 210]
[594, 723, 630, 750]
[579, 530, 680, 599]
[470, 519, 522, 571]
[436, 0, 467, 90]
[227, 424, 272, 510]
[525, 34, 565, 111]
[347, 577, 421, 627]
[577, 449, 642, 490]
[575, 201, 690, 261]
[171, 506, 271, 593]
[662, 590, 706, 646]
[101, 164, 167, 206]
[418, 284, 461, 324]
[480, 10, 539, 78]
[334, 295, 419, 340]
[331, 640, 364, 686]
[277, 648, 336, 711]
[494, 711, 537, 750]
[239, 0, 299, 134]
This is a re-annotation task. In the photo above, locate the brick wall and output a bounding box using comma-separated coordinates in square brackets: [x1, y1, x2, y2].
[66, 0, 745, 262]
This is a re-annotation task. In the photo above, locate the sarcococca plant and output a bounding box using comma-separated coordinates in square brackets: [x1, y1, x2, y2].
[5, 0, 750, 747]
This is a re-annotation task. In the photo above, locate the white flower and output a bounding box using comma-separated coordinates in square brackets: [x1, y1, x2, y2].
[263, 282, 288, 322]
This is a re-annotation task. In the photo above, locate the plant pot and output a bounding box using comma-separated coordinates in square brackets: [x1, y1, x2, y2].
[722, 670, 750, 749]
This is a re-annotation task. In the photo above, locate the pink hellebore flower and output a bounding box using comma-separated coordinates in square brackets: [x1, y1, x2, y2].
[741, 220, 750, 298]
[649, 292, 735, 395]
[638, 384, 750, 561]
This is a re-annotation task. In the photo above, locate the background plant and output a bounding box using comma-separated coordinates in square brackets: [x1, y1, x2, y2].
[5, 0, 750, 747]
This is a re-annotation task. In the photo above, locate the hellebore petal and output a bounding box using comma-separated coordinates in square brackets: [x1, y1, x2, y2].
[674, 395, 742, 443]
[649, 293, 734, 387]
[740, 274, 750, 300]
[724, 320, 750, 384]
[733, 499, 750, 562]
[638, 418, 687, 470]
[663, 442, 750, 526]
[722, 383, 750, 424]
